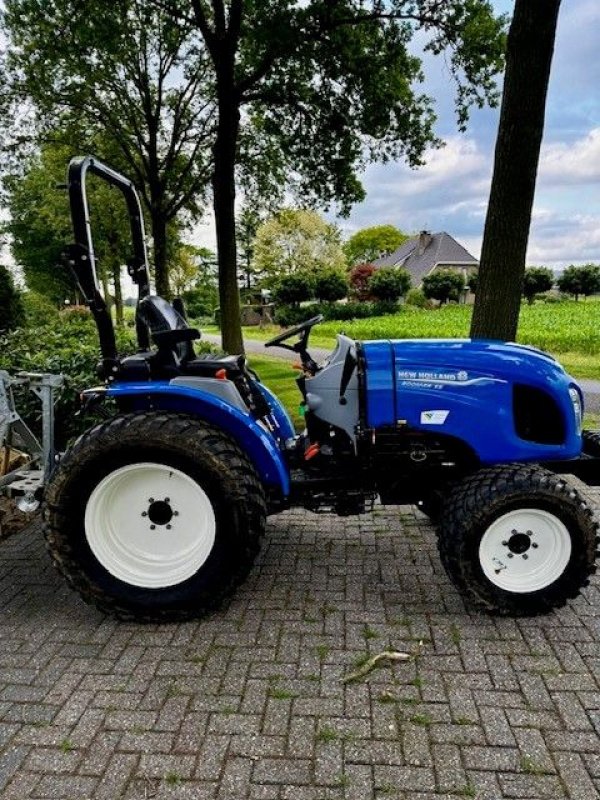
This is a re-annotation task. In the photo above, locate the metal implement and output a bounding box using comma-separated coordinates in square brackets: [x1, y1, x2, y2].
[0, 371, 63, 510]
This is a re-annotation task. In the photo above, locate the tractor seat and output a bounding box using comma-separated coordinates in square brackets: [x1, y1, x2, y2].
[117, 295, 244, 383]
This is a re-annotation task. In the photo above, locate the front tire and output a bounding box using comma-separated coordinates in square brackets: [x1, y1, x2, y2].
[44, 413, 266, 621]
[438, 465, 598, 615]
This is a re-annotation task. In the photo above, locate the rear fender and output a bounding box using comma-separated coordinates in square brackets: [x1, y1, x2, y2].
[106, 382, 290, 497]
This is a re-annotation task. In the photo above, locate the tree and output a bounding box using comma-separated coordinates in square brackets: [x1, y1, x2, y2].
[344, 225, 408, 266]
[272, 273, 314, 307]
[155, 0, 505, 353]
[522, 266, 554, 304]
[557, 264, 600, 301]
[252, 210, 347, 281]
[471, 0, 562, 340]
[349, 263, 376, 301]
[1, 0, 214, 298]
[314, 270, 348, 303]
[0, 265, 24, 332]
[369, 267, 411, 303]
[422, 270, 465, 305]
[6, 141, 131, 321]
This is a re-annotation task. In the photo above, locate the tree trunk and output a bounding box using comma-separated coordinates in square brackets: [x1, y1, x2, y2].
[150, 208, 170, 299]
[112, 261, 124, 326]
[213, 80, 244, 355]
[100, 268, 112, 315]
[470, 0, 561, 341]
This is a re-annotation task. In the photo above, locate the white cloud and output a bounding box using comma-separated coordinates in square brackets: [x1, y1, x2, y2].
[539, 128, 600, 185]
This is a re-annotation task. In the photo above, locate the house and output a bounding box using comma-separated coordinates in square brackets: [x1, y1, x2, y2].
[372, 231, 478, 291]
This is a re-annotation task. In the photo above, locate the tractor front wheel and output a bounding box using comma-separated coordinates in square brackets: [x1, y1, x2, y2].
[44, 413, 266, 621]
[437, 465, 598, 615]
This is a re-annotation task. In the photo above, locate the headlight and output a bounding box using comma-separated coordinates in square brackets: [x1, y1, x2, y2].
[569, 387, 583, 433]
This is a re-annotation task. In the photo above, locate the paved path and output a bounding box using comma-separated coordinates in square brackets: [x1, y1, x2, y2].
[203, 333, 600, 414]
[0, 491, 599, 798]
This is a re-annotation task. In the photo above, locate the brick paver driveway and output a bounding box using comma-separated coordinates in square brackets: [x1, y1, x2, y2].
[0, 494, 599, 799]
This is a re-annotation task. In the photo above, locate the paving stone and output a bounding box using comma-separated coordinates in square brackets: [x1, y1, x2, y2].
[0, 502, 598, 798]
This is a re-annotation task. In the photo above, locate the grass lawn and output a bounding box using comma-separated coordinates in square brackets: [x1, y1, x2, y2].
[206, 300, 600, 380]
[247, 355, 305, 430]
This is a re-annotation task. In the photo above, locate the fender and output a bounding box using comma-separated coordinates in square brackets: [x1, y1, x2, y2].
[106, 381, 291, 497]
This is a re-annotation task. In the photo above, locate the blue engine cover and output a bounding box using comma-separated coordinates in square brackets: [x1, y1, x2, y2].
[361, 339, 582, 464]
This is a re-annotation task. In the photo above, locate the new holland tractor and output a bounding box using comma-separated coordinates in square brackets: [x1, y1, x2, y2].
[40, 156, 599, 621]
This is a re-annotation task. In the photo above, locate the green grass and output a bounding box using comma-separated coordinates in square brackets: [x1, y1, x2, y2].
[237, 300, 600, 380]
[247, 354, 304, 429]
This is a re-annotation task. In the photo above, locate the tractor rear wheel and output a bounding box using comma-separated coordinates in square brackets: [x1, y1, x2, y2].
[437, 464, 598, 615]
[582, 429, 600, 456]
[44, 413, 266, 621]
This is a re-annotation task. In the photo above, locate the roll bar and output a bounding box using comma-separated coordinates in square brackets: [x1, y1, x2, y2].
[63, 156, 152, 371]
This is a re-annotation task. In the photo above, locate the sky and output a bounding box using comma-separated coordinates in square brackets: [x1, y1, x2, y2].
[335, 0, 600, 268]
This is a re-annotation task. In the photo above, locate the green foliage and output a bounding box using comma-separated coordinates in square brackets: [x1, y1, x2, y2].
[0, 313, 134, 446]
[522, 266, 554, 304]
[344, 225, 408, 266]
[422, 269, 466, 304]
[2, 0, 213, 295]
[406, 288, 431, 308]
[557, 264, 600, 300]
[21, 291, 60, 327]
[272, 273, 315, 306]
[466, 271, 478, 294]
[369, 267, 411, 302]
[313, 269, 348, 303]
[349, 263, 376, 301]
[252, 210, 346, 280]
[0, 266, 24, 332]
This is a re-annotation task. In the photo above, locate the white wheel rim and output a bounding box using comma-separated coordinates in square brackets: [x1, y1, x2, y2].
[85, 462, 216, 589]
[479, 509, 571, 593]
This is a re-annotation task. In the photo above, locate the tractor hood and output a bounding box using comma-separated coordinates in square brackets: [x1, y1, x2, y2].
[361, 338, 582, 464]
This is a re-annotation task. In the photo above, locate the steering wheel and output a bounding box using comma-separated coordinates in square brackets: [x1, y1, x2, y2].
[264, 315, 324, 349]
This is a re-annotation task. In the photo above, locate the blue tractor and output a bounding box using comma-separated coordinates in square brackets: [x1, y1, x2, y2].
[45, 157, 600, 621]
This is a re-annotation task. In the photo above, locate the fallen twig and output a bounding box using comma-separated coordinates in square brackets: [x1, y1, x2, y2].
[342, 650, 411, 684]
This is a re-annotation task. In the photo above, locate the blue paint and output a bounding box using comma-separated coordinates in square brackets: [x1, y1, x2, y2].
[362, 339, 582, 463]
[107, 381, 291, 495]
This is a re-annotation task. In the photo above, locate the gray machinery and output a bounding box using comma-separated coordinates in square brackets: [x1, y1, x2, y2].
[0, 371, 63, 513]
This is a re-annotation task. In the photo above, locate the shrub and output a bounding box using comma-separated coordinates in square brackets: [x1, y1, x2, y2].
[369, 267, 411, 302]
[466, 271, 478, 294]
[349, 263, 376, 301]
[522, 266, 554, 304]
[372, 299, 399, 316]
[0, 265, 24, 332]
[422, 269, 466, 305]
[274, 303, 320, 327]
[22, 291, 60, 327]
[272, 273, 315, 306]
[406, 288, 431, 308]
[313, 269, 348, 302]
[182, 287, 217, 319]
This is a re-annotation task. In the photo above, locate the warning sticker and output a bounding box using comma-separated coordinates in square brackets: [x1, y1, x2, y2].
[420, 410, 450, 425]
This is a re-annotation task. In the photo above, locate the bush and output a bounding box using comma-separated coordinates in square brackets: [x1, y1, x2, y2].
[349, 263, 376, 301]
[313, 269, 348, 302]
[272, 273, 315, 306]
[0, 265, 24, 332]
[22, 291, 60, 327]
[369, 267, 411, 302]
[522, 266, 554, 304]
[182, 287, 217, 319]
[422, 269, 466, 305]
[274, 303, 320, 327]
[466, 271, 478, 294]
[0, 314, 133, 447]
[406, 288, 431, 308]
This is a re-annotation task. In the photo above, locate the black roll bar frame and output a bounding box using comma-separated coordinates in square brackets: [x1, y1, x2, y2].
[63, 155, 152, 372]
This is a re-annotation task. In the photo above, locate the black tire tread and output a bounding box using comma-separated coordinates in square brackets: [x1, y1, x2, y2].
[438, 463, 599, 616]
[43, 412, 266, 622]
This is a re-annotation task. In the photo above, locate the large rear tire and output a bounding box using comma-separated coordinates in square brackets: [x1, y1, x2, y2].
[44, 413, 266, 621]
[438, 464, 598, 615]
